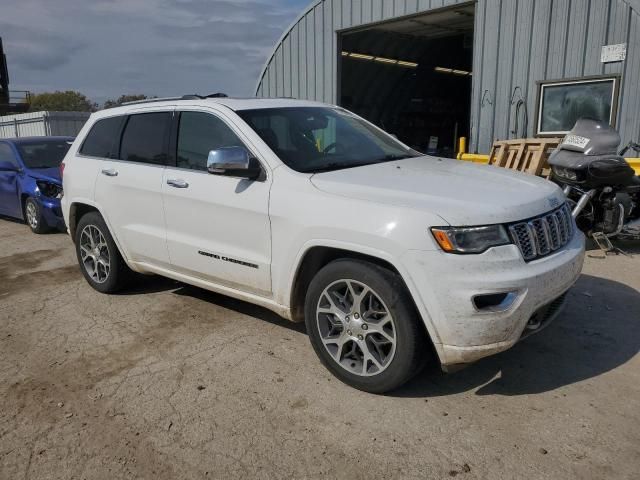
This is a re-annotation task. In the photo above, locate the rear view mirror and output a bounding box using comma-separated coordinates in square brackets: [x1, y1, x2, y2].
[0, 160, 18, 172]
[305, 115, 329, 130]
[207, 147, 262, 180]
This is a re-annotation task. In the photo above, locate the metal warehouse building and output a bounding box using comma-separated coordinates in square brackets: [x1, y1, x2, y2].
[256, 0, 640, 157]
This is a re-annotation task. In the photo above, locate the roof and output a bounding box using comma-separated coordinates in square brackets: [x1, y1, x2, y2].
[92, 97, 332, 119]
[2, 136, 74, 144]
[190, 97, 330, 111]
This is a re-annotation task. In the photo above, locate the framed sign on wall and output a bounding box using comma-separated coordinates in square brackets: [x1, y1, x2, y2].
[535, 76, 620, 137]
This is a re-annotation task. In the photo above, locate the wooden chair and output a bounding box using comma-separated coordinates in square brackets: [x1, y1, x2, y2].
[488, 138, 562, 177]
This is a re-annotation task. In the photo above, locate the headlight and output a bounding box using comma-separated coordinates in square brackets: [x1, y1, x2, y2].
[552, 166, 578, 181]
[36, 181, 63, 199]
[431, 225, 511, 254]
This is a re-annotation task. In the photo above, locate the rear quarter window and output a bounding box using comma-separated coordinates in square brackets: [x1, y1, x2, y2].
[79, 116, 125, 158]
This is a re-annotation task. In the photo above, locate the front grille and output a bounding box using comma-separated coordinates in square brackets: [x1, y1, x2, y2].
[509, 204, 574, 261]
[522, 292, 568, 338]
[543, 292, 568, 321]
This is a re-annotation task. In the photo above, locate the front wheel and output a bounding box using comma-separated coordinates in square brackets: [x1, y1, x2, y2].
[24, 197, 50, 234]
[304, 259, 428, 393]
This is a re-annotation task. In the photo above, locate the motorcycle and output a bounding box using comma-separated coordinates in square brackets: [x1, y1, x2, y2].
[548, 118, 640, 241]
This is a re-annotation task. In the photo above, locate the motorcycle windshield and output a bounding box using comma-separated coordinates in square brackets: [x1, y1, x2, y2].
[558, 118, 620, 156]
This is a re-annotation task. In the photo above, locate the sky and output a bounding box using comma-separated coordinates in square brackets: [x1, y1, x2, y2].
[1, 0, 309, 104]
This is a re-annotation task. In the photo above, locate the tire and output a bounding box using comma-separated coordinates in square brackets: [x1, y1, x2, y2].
[74, 211, 132, 293]
[24, 197, 50, 234]
[304, 259, 428, 393]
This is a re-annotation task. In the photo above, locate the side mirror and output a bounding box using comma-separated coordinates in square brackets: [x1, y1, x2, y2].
[0, 160, 18, 172]
[207, 147, 262, 180]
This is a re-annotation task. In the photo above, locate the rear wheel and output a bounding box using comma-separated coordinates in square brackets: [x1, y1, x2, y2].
[74, 212, 132, 293]
[24, 198, 49, 234]
[305, 259, 427, 393]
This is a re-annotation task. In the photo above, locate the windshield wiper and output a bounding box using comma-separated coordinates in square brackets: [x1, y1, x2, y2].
[306, 161, 376, 174]
[306, 154, 419, 173]
[377, 154, 416, 162]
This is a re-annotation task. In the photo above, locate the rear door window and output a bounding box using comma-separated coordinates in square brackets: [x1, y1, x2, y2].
[119, 112, 171, 165]
[80, 116, 124, 158]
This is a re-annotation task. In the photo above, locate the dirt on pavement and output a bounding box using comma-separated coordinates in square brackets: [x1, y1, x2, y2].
[0, 218, 639, 479]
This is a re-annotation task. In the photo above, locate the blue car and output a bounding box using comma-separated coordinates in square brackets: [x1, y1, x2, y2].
[0, 136, 73, 233]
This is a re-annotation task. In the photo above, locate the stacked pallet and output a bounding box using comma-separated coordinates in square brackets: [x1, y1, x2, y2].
[488, 138, 562, 178]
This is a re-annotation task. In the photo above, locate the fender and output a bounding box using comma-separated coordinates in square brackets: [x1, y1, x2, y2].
[286, 238, 444, 356]
[68, 198, 145, 273]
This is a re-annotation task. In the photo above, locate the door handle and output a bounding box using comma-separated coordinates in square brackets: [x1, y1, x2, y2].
[167, 179, 189, 189]
[101, 169, 118, 177]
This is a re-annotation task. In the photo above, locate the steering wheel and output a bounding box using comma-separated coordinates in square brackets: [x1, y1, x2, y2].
[323, 142, 338, 154]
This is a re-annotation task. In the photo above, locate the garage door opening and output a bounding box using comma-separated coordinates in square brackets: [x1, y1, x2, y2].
[339, 5, 474, 157]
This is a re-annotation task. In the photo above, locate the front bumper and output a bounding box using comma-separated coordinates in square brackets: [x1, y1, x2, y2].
[37, 195, 66, 231]
[402, 230, 585, 366]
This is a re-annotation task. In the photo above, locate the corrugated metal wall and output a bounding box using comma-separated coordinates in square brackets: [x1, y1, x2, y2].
[472, 0, 640, 153]
[256, 0, 640, 154]
[256, 0, 469, 103]
[0, 111, 90, 138]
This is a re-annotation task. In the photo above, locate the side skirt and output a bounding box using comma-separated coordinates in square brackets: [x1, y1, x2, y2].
[130, 261, 294, 321]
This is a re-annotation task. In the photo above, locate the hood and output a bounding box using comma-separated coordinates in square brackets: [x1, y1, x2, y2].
[310, 157, 565, 225]
[28, 166, 62, 184]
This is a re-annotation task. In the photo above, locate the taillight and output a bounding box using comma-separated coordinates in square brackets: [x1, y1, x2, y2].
[60, 162, 65, 179]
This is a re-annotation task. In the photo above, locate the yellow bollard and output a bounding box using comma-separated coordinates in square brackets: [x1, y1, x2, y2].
[457, 137, 467, 159]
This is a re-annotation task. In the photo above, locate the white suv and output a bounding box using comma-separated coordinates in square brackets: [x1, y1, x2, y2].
[61, 96, 585, 393]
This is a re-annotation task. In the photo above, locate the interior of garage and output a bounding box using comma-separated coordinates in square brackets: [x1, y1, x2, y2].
[339, 5, 475, 157]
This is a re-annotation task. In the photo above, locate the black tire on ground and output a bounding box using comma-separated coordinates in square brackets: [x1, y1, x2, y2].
[74, 211, 132, 294]
[24, 197, 50, 234]
[304, 259, 428, 394]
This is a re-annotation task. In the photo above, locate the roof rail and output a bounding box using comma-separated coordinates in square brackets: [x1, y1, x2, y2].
[121, 93, 229, 106]
[178, 93, 229, 99]
[121, 96, 184, 106]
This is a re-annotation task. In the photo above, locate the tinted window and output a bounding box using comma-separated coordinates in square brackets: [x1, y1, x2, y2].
[177, 112, 245, 171]
[120, 112, 171, 165]
[80, 116, 123, 158]
[16, 140, 72, 169]
[0, 143, 19, 167]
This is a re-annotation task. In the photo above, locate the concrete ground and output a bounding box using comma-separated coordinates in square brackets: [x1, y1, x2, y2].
[0, 218, 639, 480]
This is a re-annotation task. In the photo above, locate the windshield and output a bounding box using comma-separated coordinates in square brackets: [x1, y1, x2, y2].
[238, 107, 422, 173]
[16, 139, 72, 169]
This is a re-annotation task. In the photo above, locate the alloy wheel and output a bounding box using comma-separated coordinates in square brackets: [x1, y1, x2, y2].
[26, 202, 38, 229]
[79, 225, 111, 284]
[316, 279, 396, 376]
